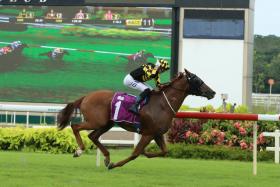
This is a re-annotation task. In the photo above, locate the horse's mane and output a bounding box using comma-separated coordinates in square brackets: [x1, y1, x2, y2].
[152, 72, 184, 95]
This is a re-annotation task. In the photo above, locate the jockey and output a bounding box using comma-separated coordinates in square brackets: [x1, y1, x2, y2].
[123, 59, 170, 114]
[75, 9, 85, 19]
[133, 50, 145, 61]
[51, 48, 63, 58]
[10, 41, 22, 50]
[0, 46, 12, 55]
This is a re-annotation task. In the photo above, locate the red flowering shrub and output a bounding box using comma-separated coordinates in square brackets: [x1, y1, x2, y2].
[240, 140, 248, 150]
[168, 118, 206, 143]
[168, 118, 280, 150]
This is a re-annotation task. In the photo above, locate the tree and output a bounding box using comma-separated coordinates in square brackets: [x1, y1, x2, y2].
[253, 35, 280, 93]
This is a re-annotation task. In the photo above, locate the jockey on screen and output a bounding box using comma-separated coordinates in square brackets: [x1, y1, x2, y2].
[0, 46, 12, 55]
[52, 48, 64, 58]
[133, 50, 145, 61]
[10, 41, 22, 50]
[123, 59, 170, 114]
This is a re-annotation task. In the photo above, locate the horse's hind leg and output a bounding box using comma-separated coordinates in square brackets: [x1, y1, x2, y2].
[108, 135, 153, 170]
[71, 122, 93, 157]
[143, 134, 168, 158]
[88, 123, 114, 167]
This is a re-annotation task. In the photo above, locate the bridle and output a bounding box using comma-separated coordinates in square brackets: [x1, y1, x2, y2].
[168, 72, 204, 93]
[161, 72, 205, 115]
[187, 73, 205, 95]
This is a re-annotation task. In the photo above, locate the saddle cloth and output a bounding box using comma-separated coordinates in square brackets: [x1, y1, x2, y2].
[110, 92, 144, 124]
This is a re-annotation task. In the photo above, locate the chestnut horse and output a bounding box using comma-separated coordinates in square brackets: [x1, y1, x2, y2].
[117, 52, 155, 64]
[57, 69, 216, 169]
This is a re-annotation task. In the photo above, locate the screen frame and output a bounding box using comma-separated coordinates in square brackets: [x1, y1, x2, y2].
[0, 1, 179, 104]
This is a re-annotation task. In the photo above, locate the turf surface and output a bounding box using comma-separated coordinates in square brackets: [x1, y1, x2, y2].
[0, 150, 279, 187]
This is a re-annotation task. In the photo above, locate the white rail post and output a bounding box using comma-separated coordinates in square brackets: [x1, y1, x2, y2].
[96, 136, 101, 167]
[13, 112, 16, 125]
[263, 129, 280, 164]
[55, 114, 58, 125]
[275, 130, 280, 164]
[26, 112, 30, 128]
[43, 112, 46, 124]
[253, 123, 257, 175]
[5, 111, 8, 124]
[134, 133, 140, 147]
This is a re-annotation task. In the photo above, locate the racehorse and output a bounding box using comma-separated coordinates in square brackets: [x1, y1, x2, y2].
[39, 50, 69, 62]
[57, 69, 216, 169]
[13, 43, 29, 55]
[117, 52, 155, 71]
[0, 43, 28, 72]
[0, 43, 28, 57]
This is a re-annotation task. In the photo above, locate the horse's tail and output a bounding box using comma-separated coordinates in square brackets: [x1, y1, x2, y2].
[57, 96, 85, 131]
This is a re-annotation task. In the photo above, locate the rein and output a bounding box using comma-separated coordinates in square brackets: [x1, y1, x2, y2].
[160, 73, 191, 115]
[162, 91, 176, 115]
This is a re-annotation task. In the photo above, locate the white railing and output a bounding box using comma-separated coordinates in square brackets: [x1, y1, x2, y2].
[263, 130, 280, 164]
[252, 93, 280, 106]
[0, 103, 65, 127]
[176, 112, 280, 175]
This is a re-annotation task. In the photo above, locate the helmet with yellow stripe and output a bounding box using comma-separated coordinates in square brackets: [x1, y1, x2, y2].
[156, 59, 169, 71]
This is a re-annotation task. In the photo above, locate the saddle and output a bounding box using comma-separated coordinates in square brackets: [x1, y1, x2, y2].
[110, 92, 148, 130]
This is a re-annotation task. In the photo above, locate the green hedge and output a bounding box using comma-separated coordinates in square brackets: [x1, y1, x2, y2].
[60, 27, 161, 40]
[146, 143, 274, 162]
[0, 127, 94, 153]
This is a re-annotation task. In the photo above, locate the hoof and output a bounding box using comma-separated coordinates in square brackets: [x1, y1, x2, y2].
[107, 162, 114, 170]
[104, 158, 110, 167]
[73, 149, 83, 157]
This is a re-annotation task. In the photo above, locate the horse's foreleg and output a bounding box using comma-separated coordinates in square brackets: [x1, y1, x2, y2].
[71, 122, 93, 157]
[143, 134, 168, 158]
[108, 135, 153, 170]
[88, 123, 114, 167]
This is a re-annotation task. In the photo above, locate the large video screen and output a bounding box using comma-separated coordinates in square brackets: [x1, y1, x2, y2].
[0, 6, 172, 103]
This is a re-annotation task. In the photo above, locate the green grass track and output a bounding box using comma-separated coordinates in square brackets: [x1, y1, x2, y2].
[0, 150, 279, 187]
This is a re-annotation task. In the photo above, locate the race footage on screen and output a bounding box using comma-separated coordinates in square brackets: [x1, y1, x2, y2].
[0, 6, 171, 103]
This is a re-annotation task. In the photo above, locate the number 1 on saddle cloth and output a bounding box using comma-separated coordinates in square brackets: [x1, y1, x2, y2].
[111, 92, 148, 132]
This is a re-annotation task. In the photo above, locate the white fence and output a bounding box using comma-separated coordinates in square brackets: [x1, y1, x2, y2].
[252, 93, 280, 112]
[263, 130, 280, 164]
[0, 103, 65, 127]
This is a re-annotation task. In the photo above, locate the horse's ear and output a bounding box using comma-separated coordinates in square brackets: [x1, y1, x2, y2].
[184, 69, 191, 78]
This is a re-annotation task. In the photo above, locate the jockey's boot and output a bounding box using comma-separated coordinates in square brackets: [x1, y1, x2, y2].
[129, 89, 151, 115]
[129, 96, 142, 115]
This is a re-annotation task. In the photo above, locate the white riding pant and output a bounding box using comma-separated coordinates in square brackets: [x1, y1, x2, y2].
[123, 74, 152, 92]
